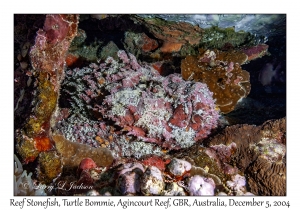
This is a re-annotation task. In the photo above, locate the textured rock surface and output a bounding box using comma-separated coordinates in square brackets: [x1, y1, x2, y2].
[16, 14, 79, 163]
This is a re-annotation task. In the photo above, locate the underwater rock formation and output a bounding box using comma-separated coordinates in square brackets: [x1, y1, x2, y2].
[167, 158, 191, 177]
[124, 31, 159, 55]
[37, 151, 62, 184]
[116, 162, 145, 195]
[141, 166, 165, 195]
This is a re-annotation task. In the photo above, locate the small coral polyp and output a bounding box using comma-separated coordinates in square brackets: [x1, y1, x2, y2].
[61, 50, 219, 150]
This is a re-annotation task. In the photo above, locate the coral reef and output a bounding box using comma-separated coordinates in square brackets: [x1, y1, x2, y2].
[167, 158, 191, 177]
[163, 182, 187, 196]
[199, 26, 259, 49]
[181, 48, 251, 113]
[246, 157, 286, 196]
[141, 166, 165, 195]
[205, 118, 286, 195]
[190, 148, 228, 183]
[140, 155, 171, 171]
[25, 115, 285, 196]
[99, 41, 120, 61]
[131, 16, 203, 53]
[242, 44, 269, 61]
[226, 174, 249, 195]
[141, 14, 285, 37]
[14, 15, 46, 132]
[14, 14, 286, 196]
[77, 158, 98, 176]
[51, 157, 232, 196]
[116, 162, 145, 195]
[124, 31, 159, 56]
[16, 14, 79, 163]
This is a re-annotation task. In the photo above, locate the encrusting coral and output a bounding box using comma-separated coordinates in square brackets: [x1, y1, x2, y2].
[181, 48, 251, 113]
[199, 26, 259, 49]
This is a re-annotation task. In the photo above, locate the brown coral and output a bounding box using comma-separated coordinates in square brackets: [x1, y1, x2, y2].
[29, 14, 79, 130]
[52, 134, 114, 168]
[246, 157, 286, 196]
[206, 123, 261, 171]
[181, 49, 250, 113]
[205, 118, 286, 195]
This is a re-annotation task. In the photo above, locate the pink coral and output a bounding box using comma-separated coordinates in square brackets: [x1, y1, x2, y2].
[188, 175, 215, 196]
[242, 44, 269, 61]
[226, 174, 246, 192]
[30, 14, 79, 84]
